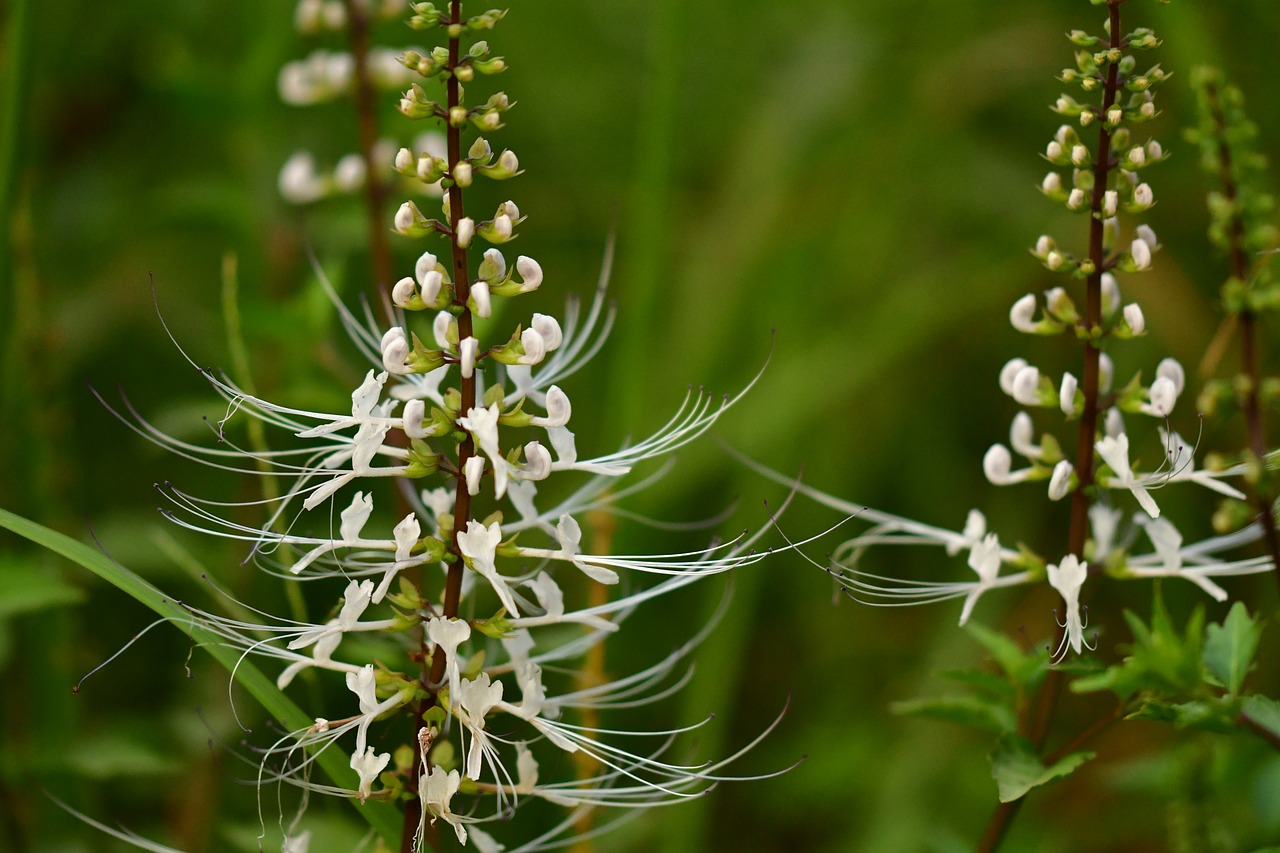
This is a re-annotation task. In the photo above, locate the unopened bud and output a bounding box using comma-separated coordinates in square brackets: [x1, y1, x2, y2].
[460, 336, 478, 379]
[403, 399, 429, 440]
[1060, 372, 1078, 416]
[531, 313, 562, 350]
[453, 161, 473, 187]
[1070, 144, 1089, 166]
[1048, 460, 1073, 501]
[1010, 294, 1037, 333]
[1124, 303, 1145, 335]
[392, 276, 417, 308]
[523, 442, 552, 480]
[518, 328, 546, 365]
[464, 455, 485, 496]
[1130, 237, 1152, 270]
[471, 280, 492, 318]
[455, 216, 475, 248]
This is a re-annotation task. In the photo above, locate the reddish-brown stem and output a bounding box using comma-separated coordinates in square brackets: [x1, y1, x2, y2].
[978, 5, 1125, 851]
[1204, 80, 1280, 588]
[402, 3, 474, 849]
[342, 0, 395, 307]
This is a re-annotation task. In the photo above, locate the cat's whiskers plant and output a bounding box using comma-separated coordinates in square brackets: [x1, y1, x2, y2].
[69, 3, 811, 851]
[737, 1, 1280, 849]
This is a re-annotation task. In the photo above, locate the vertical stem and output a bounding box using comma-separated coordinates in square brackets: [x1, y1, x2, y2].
[403, 3, 473, 849]
[1203, 79, 1280, 587]
[978, 4, 1124, 850]
[343, 0, 395, 307]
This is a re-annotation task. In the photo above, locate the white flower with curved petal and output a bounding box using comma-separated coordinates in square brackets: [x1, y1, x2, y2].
[1047, 554, 1089, 660]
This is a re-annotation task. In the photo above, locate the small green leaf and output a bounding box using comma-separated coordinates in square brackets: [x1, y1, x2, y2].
[892, 694, 1017, 735]
[966, 622, 1048, 688]
[989, 734, 1095, 802]
[1203, 601, 1261, 695]
[1242, 695, 1280, 742]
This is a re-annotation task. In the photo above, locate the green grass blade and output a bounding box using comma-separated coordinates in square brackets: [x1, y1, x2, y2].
[0, 507, 402, 843]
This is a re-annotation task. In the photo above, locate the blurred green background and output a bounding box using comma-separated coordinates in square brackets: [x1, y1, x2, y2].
[4, 0, 1280, 851]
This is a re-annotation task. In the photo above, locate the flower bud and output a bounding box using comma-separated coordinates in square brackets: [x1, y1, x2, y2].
[1070, 144, 1089, 166]
[983, 444, 1025, 485]
[392, 276, 418, 309]
[453, 161, 473, 188]
[1140, 100, 1156, 118]
[433, 311, 454, 349]
[1067, 188, 1086, 210]
[279, 151, 326, 204]
[531, 313, 562, 351]
[518, 328, 546, 365]
[1042, 172, 1062, 194]
[1060, 372, 1078, 416]
[478, 248, 506, 282]
[531, 386, 571, 428]
[1010, 294, 1037, 333]
[1136, 224, 1158, 249]
[455, 216, 475, 248]
[1099, 353, 1114, 395]
[449, 105, 469, 126]
[334, 153, 365, 192]
[395, 201, 430, 236]
[464, 455, 485, 496]
[1102, 190, 1118, 217]
[1147, 140, 1163, 160]
[1012, 365, 1042, 406]
[460, 336, 478, 379]
[1106, 106, 1123, 126]
[1130, 237, 1152, 271]
[1046, 140, 1064, 160]
[395, 147, 414, 172]
[1147, 376, 1178, 416]
[470, 281, 492, 318]
[999, 358, 1029, 396]
[1010, 411, 1039, 458]
[1133, 183, 1153, 208]
[523, 441, 552, 480]
[1123, 303, 1145, 335]
[469, 137, 493, 162]
[1046, 250, 1065, 270]
[403, 398, 429, 440]
[515, 256, 542, 292]
[1048, 460, 1074, 501]
[381, 327, 412, 375]
[1157, 357, 1185, 394]
[1100, 272, 1120, 317]
[1106, 406, 1125, 438]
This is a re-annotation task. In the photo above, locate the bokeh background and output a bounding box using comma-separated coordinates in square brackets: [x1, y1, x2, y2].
[4, 0, 1280, 850]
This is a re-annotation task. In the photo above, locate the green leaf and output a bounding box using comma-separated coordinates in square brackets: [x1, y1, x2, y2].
[1242, 695, 1280, 742]
[1127, 698, 1238, 733]
[989, 734, 1095, 802]
[892, 694, 1017, 735]
[966, 622, 1048, 688]
[1203, 601, 1261, 695]
[0, 556, 85, 617]
[0, 508, 401, 843]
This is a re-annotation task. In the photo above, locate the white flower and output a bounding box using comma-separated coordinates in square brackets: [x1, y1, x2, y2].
[420, 765, 466, 845]
[959, 532, 1003, 626]
[279, 151, 326, 204]
[521, 441, 552, 480]
[471, 280, 492, 318]
[1047, 554, 1089, 660]
[518, 328, 547, 365]
[1133, 183, 1154, 208]
[456, 671, 504, 780]
[457, 519, 519, 615]
[460, 403, 511, 498]
[350, 745, 390, 802]
[1100, 273, 1120, 316]
[1010, 294, 1038, 333]
[425, 616, 471, 703]
[464, 454, 485, 496]
[1096, 432, 1160, 518]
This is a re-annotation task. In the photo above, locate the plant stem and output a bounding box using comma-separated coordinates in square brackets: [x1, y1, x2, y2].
[1202, 78, 1280, 588]
[403, 3, 474, 849]
[979, 5, 1125, 850]
[342, 0, 395, 308]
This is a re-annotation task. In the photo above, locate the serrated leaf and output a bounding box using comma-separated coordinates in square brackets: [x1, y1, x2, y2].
[0, 508, 401, 843]
[937, 668, 1017, 702]
[1203, 601, 1261, 695]
[989, 734, 1095, 802]
[1242, 695, 1280, 742]
[892, 694, 1016, 735]
[966, 622, 1048, 688]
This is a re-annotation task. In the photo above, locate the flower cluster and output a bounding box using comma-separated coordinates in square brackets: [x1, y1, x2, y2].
[772, 5, 1274, 661]
[101, 3, 797, 850]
